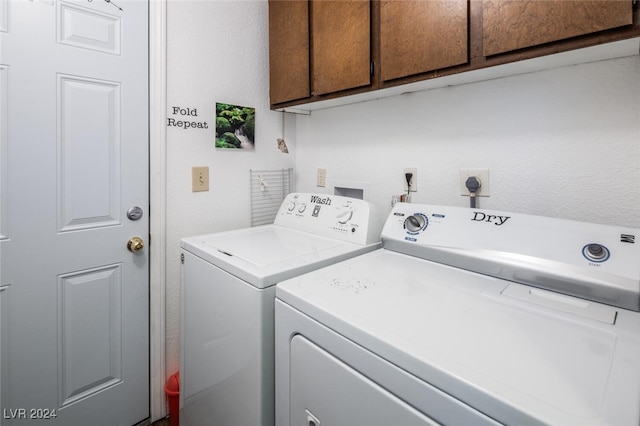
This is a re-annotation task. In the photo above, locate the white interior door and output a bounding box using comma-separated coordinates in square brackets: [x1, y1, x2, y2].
[0, 0, 149, 424]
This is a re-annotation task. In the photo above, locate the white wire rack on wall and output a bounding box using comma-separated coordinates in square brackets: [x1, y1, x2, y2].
[250, 168, 294, 226]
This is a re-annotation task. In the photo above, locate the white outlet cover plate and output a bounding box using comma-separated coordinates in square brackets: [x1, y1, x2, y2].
[403, 168, 417, 192]
[317, 168, 327, 187]
[460, 168, 490, 197]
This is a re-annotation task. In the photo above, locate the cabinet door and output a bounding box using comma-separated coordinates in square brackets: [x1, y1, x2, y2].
[269, 0, 310, 104]
[311, 0, 371, 96]
[483, 0, 634, 56]
[380, 0, 468, 82]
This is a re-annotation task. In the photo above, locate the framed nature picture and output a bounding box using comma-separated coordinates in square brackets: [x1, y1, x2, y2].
[215, 102, 255, 150]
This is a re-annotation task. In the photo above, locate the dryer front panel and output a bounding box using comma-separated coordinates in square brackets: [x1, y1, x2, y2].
[290, 335, 438, 426]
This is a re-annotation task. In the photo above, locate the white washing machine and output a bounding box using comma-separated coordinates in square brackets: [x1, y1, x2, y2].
[276, 203, 640, 426]
[179, 193, 381, 426]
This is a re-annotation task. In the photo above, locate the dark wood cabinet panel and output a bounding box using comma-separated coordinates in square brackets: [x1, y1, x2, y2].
[380, 0, 468, 82]
[311, 0, 371, 96]
[268, 0, 639, 109]
[483, 0, 633, 56]
[269, 0, 310, 104]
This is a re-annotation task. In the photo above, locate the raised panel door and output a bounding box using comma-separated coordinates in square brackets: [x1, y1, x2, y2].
[0, 0, 149, 424]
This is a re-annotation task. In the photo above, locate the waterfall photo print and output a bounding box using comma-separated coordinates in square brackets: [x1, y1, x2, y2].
[215, 102, 255, 150]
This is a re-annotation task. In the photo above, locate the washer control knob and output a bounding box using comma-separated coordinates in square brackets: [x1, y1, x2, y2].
[298, 203, 307, 213]
[337, 208, 353, 224]
[404, 214, 426, 233]
[287, 201, 296, 211]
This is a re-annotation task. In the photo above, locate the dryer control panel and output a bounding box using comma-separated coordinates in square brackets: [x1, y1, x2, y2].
[275, 193, 381, 246]
[382, 203, 640, 311]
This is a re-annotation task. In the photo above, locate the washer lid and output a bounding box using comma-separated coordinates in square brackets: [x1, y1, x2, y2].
[210, 227, 342, 267]
[182, 225, 380, 288]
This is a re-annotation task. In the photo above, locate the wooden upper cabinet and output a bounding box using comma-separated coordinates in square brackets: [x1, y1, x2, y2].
[380, 0, 468, 82]
[311, 0, 371, 96]
[269, 0, 310, 104]
[483, 0, 634, 56]
[268, 0, 639, 109]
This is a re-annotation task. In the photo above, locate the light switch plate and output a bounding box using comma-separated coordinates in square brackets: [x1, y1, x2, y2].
[192, 166, 209, 192]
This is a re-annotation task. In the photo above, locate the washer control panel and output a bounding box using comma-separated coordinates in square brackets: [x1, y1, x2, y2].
[382, 203, 640, 311]
[275, 193, 381, 246]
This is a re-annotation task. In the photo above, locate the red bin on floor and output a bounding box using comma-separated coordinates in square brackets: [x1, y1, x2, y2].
[164, 372, 180, 426]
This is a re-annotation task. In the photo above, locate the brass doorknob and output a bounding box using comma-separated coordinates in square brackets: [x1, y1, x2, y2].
[127, 237, 145, 253]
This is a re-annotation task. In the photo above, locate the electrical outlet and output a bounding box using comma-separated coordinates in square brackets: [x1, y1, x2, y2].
[192, 166, 209, 192]
[403, 168, 417, 192]
[459, 168, 490, 197]
[317, 168, 327, 187]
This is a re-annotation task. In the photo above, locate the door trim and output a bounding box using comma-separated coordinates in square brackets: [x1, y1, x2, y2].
[150, 0, 168, 421]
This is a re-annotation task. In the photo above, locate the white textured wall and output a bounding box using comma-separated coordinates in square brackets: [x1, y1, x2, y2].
[165, 1, 294, 377]
[294, 56, 640, 228]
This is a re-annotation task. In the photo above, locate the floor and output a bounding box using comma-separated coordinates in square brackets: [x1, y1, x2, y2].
[151, 417, 171, 426]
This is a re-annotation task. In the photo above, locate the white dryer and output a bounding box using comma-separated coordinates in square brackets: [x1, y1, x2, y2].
[276, 203, 640, 425]
[179, 193, 381, 426]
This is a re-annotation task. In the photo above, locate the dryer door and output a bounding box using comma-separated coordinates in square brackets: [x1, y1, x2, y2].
[290, 335, 439, 425]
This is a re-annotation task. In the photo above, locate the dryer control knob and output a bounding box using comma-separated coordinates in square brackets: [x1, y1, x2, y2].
[404, 214, 426, 233]
[583, 243, 609, 262]
[587, 244, 608, 259]
[587, 244, 604, 257]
